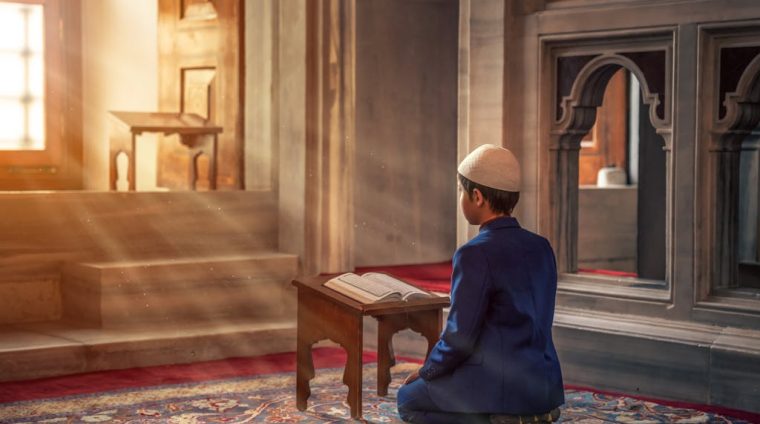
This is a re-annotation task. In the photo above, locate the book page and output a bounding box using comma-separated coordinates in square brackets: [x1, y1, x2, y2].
[333, 273, 395, 297]
[323, 273, 401, 303]
[361, 272, 429, 301]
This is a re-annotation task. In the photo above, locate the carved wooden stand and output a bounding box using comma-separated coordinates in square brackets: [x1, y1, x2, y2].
[108, 111, 222, 191]
[292, 276, 449, 419]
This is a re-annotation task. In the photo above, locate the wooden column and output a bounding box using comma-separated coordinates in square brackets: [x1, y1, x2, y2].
[304, 0, 356, 275]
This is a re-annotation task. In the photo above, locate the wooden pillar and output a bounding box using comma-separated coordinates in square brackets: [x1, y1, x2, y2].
[304, 0, 355, 275]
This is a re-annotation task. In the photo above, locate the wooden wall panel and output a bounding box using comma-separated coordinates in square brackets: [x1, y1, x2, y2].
[181, 68, 215, 119]
[158, 0, 243, 190]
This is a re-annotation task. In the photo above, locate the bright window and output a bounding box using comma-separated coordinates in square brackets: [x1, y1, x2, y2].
[0, 2, 45, 150]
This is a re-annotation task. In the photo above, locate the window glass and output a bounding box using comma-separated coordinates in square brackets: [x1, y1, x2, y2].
[0, 2, 45, 151]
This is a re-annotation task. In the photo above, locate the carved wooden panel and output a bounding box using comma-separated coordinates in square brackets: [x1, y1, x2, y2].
[181, 68, 215, 119]
[181, 0, 216, 20]
[158, 0, 243, 190]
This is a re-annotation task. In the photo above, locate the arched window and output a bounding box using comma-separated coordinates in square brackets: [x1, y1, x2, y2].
[540, 33, 673, 297]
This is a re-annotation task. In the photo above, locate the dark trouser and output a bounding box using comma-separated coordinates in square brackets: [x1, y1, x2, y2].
[396, 379, 490, 424]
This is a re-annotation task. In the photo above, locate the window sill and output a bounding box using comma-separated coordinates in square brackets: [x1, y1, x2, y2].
[559, 272, 670, 302]
[697, 289, 760, 315]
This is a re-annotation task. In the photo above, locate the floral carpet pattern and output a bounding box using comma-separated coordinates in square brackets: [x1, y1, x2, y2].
[0, 363, 752, 423]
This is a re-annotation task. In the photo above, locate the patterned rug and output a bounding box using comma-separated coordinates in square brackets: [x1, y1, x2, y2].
[0, 362, 754, 423]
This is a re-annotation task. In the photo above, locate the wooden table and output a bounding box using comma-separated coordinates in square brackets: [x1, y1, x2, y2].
[109, 111, 222, 191]
[292, 275, 450, 419]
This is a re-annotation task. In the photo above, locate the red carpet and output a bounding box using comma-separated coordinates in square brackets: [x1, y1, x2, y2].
[356, 261, 453, 292]
[578, 268, 638, 278]
[355, 262, 640, 291]
[0, 347, 384, 403]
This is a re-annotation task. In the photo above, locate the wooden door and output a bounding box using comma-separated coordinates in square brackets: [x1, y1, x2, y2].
[158, 0, 243, 189]
[578, 68, 628, 186]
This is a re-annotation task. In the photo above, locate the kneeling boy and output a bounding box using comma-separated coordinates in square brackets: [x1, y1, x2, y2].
[397, 144, 564, 424]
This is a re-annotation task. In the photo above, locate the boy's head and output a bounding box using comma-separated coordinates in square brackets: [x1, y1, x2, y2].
[457, 144, 521, 224]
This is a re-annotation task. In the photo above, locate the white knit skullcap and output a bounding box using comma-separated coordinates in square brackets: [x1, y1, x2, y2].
[458, 144, 521, 192]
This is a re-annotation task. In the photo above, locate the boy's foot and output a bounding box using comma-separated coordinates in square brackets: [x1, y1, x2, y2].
[489, 408, 560, 424]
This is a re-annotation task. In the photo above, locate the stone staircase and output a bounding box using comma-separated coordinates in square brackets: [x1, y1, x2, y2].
[0, 252, 300, 383]
[61, 253, 298, 327]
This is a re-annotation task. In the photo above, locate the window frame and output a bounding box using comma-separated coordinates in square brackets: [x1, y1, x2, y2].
[0, 0, 82, 190]
[696, 22, 760, 315]
[537, 29, 675, 304]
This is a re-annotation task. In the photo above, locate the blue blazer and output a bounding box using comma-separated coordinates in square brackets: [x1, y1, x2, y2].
[418, 216, 564, 414]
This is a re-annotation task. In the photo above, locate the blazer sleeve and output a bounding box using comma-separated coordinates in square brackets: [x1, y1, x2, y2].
[419, 244, 491, 381]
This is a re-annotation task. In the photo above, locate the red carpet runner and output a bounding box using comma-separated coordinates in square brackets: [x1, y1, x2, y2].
[0, 347, 383, 404]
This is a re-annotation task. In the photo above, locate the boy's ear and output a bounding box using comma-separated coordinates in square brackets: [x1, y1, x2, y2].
[473, 188, 485, 206]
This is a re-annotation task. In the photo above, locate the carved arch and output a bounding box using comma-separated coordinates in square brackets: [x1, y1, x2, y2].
[549, 48, 673, 276]
[556, 54, 670, 148]
[722, 53, 760, 137]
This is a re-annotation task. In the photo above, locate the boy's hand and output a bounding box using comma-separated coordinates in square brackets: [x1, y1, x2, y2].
[402, 368, 420, 385]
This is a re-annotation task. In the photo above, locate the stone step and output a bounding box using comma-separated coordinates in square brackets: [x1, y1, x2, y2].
[62, 253, 298, 327]
[0, 318, 296, 383]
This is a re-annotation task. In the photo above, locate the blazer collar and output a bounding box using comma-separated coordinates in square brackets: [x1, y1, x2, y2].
[480, 216, 520, 232]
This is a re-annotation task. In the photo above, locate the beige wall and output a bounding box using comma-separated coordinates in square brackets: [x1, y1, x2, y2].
[457, 0, 508, 244]
[245, 0, 277, 192]
[81, 0, 159, 191]
[276, 0, 308, 267]
[354, 0, 459, 266]
[578, 187, 637, 272]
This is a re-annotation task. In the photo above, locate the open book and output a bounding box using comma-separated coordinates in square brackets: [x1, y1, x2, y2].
[323, 272, 432, 304]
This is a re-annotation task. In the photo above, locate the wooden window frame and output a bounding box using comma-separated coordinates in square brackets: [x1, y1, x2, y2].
[0, 0, 82, 190]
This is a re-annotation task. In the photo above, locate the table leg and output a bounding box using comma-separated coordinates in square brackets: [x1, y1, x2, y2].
[295, 336, 314, 411]
[377, 315, 403, 396]
[295, 298, 316, 411]
[128, 134, 137, 191]
[406, 309, 442, 358]
[341, 316, 363, 419]
[188, 151, 198, 191]
[209, 135, 218, 190]
[109, 151, 119, 191]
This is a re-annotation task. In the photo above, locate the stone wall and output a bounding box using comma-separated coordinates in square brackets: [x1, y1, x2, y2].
[354, 0, 459, 266]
